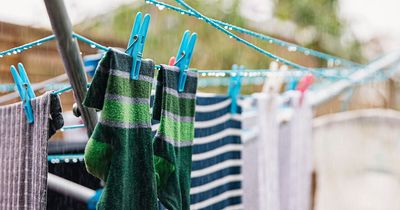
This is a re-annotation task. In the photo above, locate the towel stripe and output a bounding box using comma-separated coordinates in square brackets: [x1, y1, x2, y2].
[164, 87, 196, 99]
[111, 69, 154, 83]
[99, 119, 151, 129]
[192, 144, 243, 161]
[190, 189, 243, 210]
[190, 174, 243, 194]
[155, 133, 193, 147]
[152, 96, 243, 209]
[105, 93, 149, 104]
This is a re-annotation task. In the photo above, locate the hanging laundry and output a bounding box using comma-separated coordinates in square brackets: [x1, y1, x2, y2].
[277, 121, 292, 210]
[152, 94, 242, 210]
[190, 95, 243, 210]
[241, 96, 262, 210]
[0, 91, 63, 210]
[313, 109, 400, 210]
[48, 93, 64, 137]
[280, 92, 313, 210]
[83, 49, 158, 210]
[253, 92, 280, 210]
[152, 65, 198, 210]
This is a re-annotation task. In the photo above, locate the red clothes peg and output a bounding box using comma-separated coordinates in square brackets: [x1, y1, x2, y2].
[296, 74, 314, 105]
[169, 57, 176, 66]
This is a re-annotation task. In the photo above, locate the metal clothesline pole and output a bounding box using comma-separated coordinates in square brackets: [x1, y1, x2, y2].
[47, 173, 96, 203]
[43, 0, 98, 137]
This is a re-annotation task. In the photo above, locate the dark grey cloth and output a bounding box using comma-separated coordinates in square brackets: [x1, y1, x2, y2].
[0, 91, 62, 210]
[48, 93, 64, 138]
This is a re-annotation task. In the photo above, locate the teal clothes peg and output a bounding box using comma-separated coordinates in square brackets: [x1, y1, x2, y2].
[10, 63, 35, 124]
[126, 12, 151, 80]
[227, 64, 243, 114]
[285, 77, 299, 91]
[17, 63, 36, 98]
[174, 30, 197, 92]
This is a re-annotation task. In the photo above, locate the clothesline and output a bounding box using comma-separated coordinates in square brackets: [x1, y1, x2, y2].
[145, 0, 359, 67]
[0, 68, 351, 93]
[0, 33, 108, 58]
[0, 28, 355, 80]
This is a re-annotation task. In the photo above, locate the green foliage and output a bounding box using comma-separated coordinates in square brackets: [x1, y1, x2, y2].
[75, 0, 322, 70]
[276, 0, 342, 35]
[275, 0, 363, 62]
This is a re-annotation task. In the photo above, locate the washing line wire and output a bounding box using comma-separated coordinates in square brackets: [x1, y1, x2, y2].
[0, 26, 346, 80]
[0, 30, 348, 96]
[172, 0, 309, 70]
[146, 0, 360, 67]
[158, 0, 352, 80]
[0, 35, 56, 57]
[0, 33, 109, 58]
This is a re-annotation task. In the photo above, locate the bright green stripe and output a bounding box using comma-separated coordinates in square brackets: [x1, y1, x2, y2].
[101, 100, 151, 124]
[159, 115, 194, 142]
[162, 93, 196, 117]
[108, 75, 152, 98]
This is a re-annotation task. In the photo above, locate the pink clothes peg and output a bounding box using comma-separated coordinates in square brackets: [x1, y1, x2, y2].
[296, 73, 314, 105]
[169, 57, 176, 66]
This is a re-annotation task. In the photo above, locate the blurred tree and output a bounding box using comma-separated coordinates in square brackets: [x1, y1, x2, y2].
[75, 0, 344, 70]
[276, 0, 341, 35]
[275, 0, 364, 62]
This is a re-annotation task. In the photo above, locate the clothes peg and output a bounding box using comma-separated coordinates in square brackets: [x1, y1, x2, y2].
[296, 73, 314, 105]
[17, 63, 35, 98]
[263, 62, 284, 93]
[285, 77, 299, 91]
[168, 57, 176, 66]
[10, 63, 36, 124]
[297, 73, 314, 92]
[126, 12, 151, 80]
[174, 30, 197, 92]
[228, 64, 243, 114]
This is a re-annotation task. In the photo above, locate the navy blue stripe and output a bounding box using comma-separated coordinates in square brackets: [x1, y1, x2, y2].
[195, 121, 241, 137]
[196, 96, 229, 106]
[195, 196, 242, 210]
[195, 105, 231, 121]
[195, 106, 242, 121]
[193, 136, 241, 154]
[192, 151, 241, 171]
[191, 166, 241, 187]
[191, 182, 242, 203]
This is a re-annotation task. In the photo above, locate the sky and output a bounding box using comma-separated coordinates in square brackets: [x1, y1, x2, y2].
[0, 0, 399, 55]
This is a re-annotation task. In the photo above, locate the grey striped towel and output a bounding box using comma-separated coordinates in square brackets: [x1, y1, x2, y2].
[0, 91, 63, 210]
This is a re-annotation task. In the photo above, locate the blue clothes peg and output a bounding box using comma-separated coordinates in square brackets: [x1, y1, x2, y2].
[87, 189, 103, 210]
[10, 63, 36, 124]
[285, 77, 299, 91]
[227, 64, 243, 114]
[126, 12, 151, 80]
[17, 63, 35, 98]
[174, 30, 197, 92]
